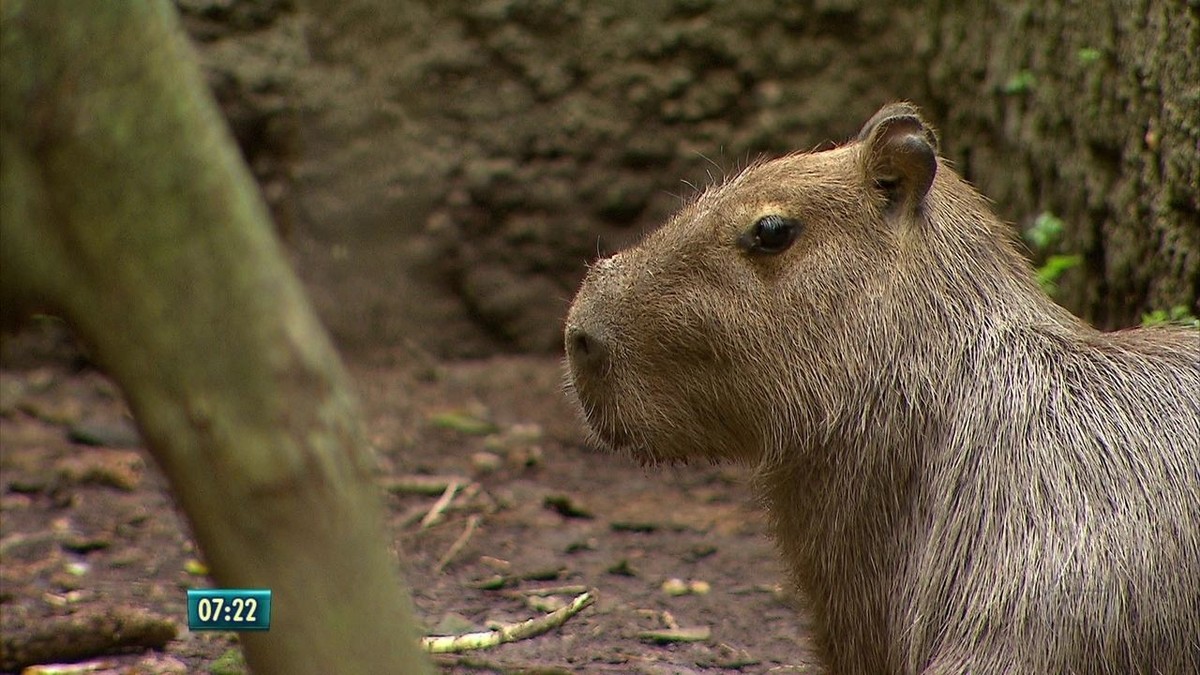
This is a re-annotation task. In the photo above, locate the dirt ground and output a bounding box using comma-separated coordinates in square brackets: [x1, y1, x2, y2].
[0, 327, 817, 673]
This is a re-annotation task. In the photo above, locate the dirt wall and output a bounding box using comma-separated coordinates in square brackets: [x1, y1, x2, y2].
[187, 0, 1199, 357]
[917, 0, 1199, 329]
[290, 0, 926, 355]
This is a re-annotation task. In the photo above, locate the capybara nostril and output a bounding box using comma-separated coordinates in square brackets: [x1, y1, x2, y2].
[564, 324, 608, 374]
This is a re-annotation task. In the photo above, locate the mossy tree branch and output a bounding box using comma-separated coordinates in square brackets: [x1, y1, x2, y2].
[0, 1, 431, 672]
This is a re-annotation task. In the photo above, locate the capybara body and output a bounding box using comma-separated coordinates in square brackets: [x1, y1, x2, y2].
[564, 103, 1200, 674]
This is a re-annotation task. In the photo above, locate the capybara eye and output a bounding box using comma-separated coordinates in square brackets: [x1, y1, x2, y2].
[739, 214, 800, 254]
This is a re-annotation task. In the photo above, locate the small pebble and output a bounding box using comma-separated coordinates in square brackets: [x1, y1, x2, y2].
[471, 451, 502, 474]
[64, 561, 91, 577]
[661, 578, 689, 596]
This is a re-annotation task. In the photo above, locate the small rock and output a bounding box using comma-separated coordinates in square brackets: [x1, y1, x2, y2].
[483, 423, 546, 468]
[506, 444, 543, 468]
[64, 561, 91, 577]
[67, 419, 141, 448]
[507, 422, 544, 443]
[19, 395, 83, 425]
[470, 451, 503, 474]
[526, 594, 566, 612]
[55, 450, 144, 491]
[25, 367, 57, 391]
[479, 555, 511, 572]
[661, 577, 689, 596]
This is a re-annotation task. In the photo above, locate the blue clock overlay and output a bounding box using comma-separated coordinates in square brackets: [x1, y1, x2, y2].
[187, 588, 272, 631]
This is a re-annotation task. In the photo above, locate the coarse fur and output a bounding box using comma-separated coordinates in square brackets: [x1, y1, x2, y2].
[563, 103, 1200, 674]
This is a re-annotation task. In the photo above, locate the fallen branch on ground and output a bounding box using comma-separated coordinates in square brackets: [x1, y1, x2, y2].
[0, 606, 176, 671]
[421, 588, 596, 654]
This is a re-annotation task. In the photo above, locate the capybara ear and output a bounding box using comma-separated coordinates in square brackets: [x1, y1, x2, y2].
[857, 103, 939, 211]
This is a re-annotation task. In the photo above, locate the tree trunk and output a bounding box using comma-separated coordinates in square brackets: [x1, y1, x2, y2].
[0, 1, 431, 672]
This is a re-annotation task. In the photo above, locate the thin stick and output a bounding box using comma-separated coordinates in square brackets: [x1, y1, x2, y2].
[383, 474, 470, 496]
[421, 589, 597, 654]
[502, 584, 590, 598]
[420, 480, 460, 529]
[434, 514, 480, 573]
[637, 625, 711, 643]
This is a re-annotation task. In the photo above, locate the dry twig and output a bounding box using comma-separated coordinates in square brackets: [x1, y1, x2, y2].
[434, 514, 481, 573]
[502, 584, 590, 598]
[383, 474, 470, 496]
[421, 588, 597, 654]
[420, 480, 461, 529]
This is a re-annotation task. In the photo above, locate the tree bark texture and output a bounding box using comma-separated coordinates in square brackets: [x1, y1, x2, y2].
[0, 2, 431, 672]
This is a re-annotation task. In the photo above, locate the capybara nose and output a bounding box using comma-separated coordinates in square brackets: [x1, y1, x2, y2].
[565, 323, 609, 375]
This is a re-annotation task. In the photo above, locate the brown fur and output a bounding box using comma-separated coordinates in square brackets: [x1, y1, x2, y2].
[564, 103, 1200, 674]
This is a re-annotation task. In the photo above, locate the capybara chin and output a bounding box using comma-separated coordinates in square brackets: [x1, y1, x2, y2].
[563, 103, 1200, 674]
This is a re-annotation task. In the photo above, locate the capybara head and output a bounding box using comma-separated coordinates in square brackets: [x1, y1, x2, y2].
[564, 102, 1044, 468]
[564, 103, 1200, 674]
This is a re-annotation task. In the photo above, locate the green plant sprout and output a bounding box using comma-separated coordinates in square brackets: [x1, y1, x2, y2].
[1003, 70, 1036, 94]
[1142, 306, 1200, 329]
[1025, 212, 1065, 250]
[1024, 212, 1081, 297]
[1077, 47, 1103, 65]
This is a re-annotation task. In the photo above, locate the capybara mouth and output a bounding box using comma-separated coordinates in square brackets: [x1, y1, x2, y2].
[575, 407, 686, 467]
[564, 379, 664, 465]
[573, 399, 637, 451]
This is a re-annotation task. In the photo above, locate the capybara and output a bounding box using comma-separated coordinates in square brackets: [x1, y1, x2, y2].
[564, 103, 1200, 674]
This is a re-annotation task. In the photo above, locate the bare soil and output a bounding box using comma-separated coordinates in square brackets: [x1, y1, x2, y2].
[0, 330, 816, 674]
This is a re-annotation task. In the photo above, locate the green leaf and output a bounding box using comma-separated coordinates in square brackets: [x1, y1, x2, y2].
[1025, 212, 1065, 250]
[428, 411, 497, 436]
[1036, 254, 1082, 296]
[1142, 305, 1200, 328]
[210, 648, 248, 675]
[1003, 70, 1036, 94]
[1077, 47, 1102, 65]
